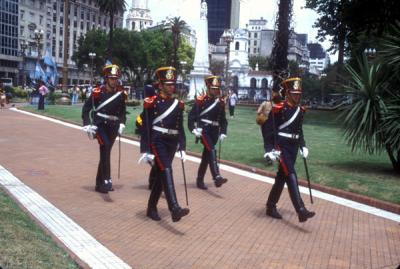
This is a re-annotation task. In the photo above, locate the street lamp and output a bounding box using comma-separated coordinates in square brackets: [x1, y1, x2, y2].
[88, 52, 96, 85]
[20, 40, 28, 87]
[364, 47, 376, 61]
[222, 29, 234, 90]
[33, 29, 44, 60]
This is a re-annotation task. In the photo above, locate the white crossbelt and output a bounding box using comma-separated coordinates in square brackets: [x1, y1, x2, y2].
[96, 112, 119, 121]
[201, 119, 219, 126]
[152, 125, 179, 135]
[278, 132, 299, 139]
[199, 99, 219, 116]
[279, 106, 300, 130]
[153, 99, 179, 125]
[94, 91, 122, 111]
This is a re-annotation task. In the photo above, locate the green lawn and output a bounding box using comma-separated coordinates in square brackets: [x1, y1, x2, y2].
[0, 188, 80, 269]
[22, 104, 400, 205]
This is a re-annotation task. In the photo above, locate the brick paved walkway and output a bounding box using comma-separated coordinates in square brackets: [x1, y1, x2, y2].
[0, 108, 399, 269]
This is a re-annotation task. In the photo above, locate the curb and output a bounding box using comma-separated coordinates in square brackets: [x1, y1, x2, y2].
[18, 108, 400, 216]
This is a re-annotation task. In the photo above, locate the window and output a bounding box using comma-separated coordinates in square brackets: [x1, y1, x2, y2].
[235, 41, 239, 50]
[39, 15, 43, 25]
[20, 26, 24, 36]
[254, 40, 257, 46]
[254, 33, 258, 38]
[20, 10, 25, 20]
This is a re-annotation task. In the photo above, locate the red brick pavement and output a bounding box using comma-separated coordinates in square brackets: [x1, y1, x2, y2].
[0, 109, 399, 269]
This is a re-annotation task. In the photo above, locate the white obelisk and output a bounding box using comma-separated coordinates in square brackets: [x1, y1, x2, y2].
[188, 0, 210, 99]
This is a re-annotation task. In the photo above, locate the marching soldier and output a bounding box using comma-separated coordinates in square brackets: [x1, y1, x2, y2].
[138, 66, 189, 222]
[188, 75, 228, 190]
[82, 64, 127, 193]
[263, 77, 315, 222]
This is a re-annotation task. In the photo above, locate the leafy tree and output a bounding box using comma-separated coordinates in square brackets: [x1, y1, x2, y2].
[169, 17, 187, 70]
[72, 29, 107, 75]
[95, 0, 126, 61]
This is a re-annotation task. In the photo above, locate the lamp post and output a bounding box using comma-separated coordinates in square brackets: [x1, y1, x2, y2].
[364, 47, 377, 61]
[33, 29, 44, 61]
[222, 29, 234, 91]
[88, 52, 96, 85]
[19, 40, 28, 87]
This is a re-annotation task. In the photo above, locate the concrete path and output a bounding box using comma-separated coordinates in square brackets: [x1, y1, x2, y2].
[0, 108, 399, 269]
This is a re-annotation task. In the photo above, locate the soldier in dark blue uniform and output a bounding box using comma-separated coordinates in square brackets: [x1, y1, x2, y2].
[263, 77, 315, 222]
[188, 75, 228, 190]
[82, 64, 127, 193]
[138, 66, 189, 222]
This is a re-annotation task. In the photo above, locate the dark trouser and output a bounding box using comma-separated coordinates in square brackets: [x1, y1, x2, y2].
[95, 123, 118, 187]
[197, 130, 222, 182]
[229, 104, 235, 116]
[266, 143, 305, 213]
[38, 95, 45, 110]
[148, 135, 182, 213]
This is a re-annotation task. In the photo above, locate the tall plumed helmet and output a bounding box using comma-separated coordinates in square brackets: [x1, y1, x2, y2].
[103, 64, 121, 79]
[281, 77, 302, 93]
[205, 75, 222, 89]
[154, 66, 177, 84]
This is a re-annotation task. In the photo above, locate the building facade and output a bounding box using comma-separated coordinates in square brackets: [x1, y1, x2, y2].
[308, 42, 330, 73]
[0, 0, 19, 84]
[205, 0, 240, 44]
[246, 17, 267, 56]
[125, 0, 152, 31]
[19, 0, 123, 86]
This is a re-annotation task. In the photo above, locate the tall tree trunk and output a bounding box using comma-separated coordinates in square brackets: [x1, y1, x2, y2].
[107, 14, 114, 62]
[386, 144, 400, 173]
[336, 23, 346, 84]
[271, 0, 292, 93]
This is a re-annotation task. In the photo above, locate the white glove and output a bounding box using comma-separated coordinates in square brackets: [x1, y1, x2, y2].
[263, 149, 281, 162]
[138, 152, 155, 164]
[179, 151, 187, 162]
[300, 147, 309, 159]
[82, 125, 98, 140]
[219, 134, 227, 142]
[192, 128, 203, 138]
[118, 123, 125, 135]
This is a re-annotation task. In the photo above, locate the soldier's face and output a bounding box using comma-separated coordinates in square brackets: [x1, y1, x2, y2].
[161, 83, 175, 96]
[106, 77, 118, 89]
[208, 87, 220, 97]
[288, 92, 302, 106]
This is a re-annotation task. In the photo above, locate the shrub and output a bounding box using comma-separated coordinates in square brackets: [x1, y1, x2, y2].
[126, 99, 141, 107]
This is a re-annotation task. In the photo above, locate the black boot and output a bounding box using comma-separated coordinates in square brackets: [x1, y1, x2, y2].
[266, 171, 285, 219]
[266, 206, 282, 219]
[209, 149, 227, 187]
[161, 168, 190, 222]
[196, 149, 209, 190]
[286, 173, 315, 222]
[95, 180, 109, 193]
[147, 177, 162, 221]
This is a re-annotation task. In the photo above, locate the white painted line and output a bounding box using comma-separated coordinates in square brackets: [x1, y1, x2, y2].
[10, 107, 400, 223]
[0, 165, 131, 269]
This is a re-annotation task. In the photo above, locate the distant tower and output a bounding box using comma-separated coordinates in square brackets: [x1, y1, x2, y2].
[126, 0, 153, 31]
[189, 0, 210, 99]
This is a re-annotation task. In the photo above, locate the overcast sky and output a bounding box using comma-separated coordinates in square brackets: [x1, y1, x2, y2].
[127, 0, 336, 62]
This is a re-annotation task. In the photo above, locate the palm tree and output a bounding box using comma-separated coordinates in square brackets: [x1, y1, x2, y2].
[270, 0, 293, 93]
[340, 53, 400, 172]
[169, 17, 186, 70]
[95, 0, 126, 61]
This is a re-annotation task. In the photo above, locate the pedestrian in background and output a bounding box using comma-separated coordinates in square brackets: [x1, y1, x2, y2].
[37, 81, 49, 110]
[228, 89, 238, 118]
